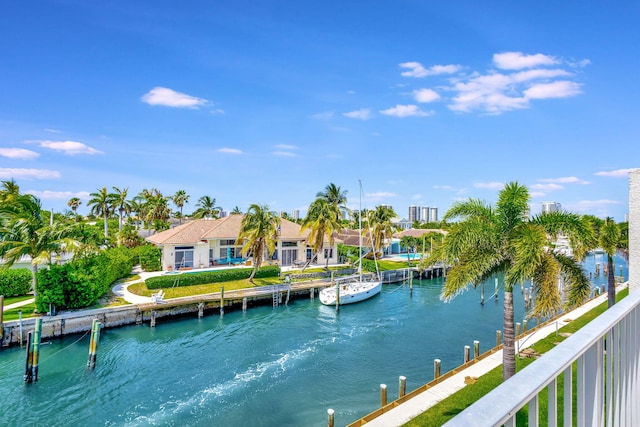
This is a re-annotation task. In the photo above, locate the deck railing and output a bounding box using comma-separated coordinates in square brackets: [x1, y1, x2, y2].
[443, 286, 640, 426]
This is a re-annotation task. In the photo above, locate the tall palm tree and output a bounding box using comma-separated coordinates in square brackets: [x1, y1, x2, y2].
[237, 204, 281, 283]
[0, 179, 20, 204]
[67, 197, 82, 221]
[599, 217, 622, 308]
[428, 182, 591, 381]
[317, 183, 348, 212]
[87, 187, 112, 241]
[172, 190, 190, 224]
[301, 198, 342, 268]
[366, 205, 396, 255]
[110, 186, 132, 232]
[231, 206, 243, 215]
[0, 194, 79, 306]
[193, 196, 222, 219]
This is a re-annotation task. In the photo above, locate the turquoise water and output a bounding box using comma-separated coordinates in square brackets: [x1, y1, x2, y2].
[0, 254, 627, 427]
[395, 253, 423, 260]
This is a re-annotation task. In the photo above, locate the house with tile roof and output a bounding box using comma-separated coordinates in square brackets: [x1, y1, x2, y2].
[145, 215, 340, 271]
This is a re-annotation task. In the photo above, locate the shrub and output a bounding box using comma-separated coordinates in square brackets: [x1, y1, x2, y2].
[136, 245, 162, 272]
[0, 269, 32, 296]
[146, 265, 281, 289]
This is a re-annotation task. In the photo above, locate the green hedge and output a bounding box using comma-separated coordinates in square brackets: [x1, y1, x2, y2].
[146, 265, 281, 289]
[0, 269, 32, 296]
[135, 244, 161, 272]
[35, 246, 135, 312]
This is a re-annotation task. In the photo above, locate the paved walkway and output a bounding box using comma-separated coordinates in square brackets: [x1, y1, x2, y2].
[363, 288, 616, 427]
[2, 297, 35, 311]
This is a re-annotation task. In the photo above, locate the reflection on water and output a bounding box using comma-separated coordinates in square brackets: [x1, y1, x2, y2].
[0, 254, 626, 427]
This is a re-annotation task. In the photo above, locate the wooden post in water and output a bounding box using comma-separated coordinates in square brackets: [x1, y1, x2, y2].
[220, 286, 225, 317]
[18, 310, 23, 348]
[24, 331, 33, 383]
[327, 409, 335, 427]
[150, 310, 157, 328]
[516, 322, 521, 337]
[433, 359, 441, 381]
[335, 280, 340, 312]
[398, 376, 406, 398]
[87, 319, 101, 369]
[198, 302, 204, 318]
[523, 319, 528, 334]
[31, 318, 42, 382]
[464, 345, 470, 364]
[496, 330, 502, 347]
[473, 340, 479, 359]
[310, 288, 314, 300]
[380, 384, 387, 407]
[480, 282, 484, 305]
[494, 278, 498, 301]
[242, 297, 248, 312]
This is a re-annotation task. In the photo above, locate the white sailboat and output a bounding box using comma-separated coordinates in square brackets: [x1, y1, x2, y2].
[319, 181, 382, 306]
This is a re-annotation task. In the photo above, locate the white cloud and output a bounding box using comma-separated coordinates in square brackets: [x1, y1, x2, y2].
[379, 105, 432, 118]
[493, 52, 559, 70]
[474, 182, 504, 190]
[413, 88, 441, 103]
[26, 190, 90, 200]
[217, 148, 243, 155]
[44, 128, 62, 134]
[366, 192, 397, 202]
[539, 176, 589, 184]
[275, 144, 298, 150]
[531, 183, 564, 191]
[210, 109, 225, 115]
[524, 81, 582, 99]
[141, 87, 208, 108]
[343, 109, 371, 120]
[0, 148, 40, 160]
[595, 168, 636, 177]
[0, 168, 61, 180]
[29, 140, 102, 155]
[400, 62, 462, 78]
[273, 151, 297, 157]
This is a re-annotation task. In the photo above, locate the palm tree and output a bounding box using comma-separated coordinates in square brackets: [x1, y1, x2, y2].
[366, 205, 396, 255]
[301, 198, 342, 268]
[231, 206, 243, 215]
[0, 194, 79, 306]
[193, 196, 222, 219]
[428, 182, 591, 381]
[172, 190, 190, 224]
[599, 217, 622, 308]
[87, 187, 112, 241]
[67, 197, 82, 221]
[0, 179, 20, 204]
[110, 186, 132, 232]
[317, 183, 348, 212]
[237, 204, 281, 283]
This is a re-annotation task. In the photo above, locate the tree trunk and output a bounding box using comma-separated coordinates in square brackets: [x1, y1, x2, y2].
[502, 290, 516, 381]
[607, 254, 616, 308]
[32, 264, 38, 312]
[103, 212, 109, 240]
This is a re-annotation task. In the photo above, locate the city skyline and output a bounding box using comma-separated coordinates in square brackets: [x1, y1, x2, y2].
[1, 1, 638, 221]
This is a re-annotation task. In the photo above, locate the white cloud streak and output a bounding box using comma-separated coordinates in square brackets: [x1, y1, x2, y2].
[595, 168, 636, 177]
[0, 148, 40, 160]
[530, 183, 564, 191]
[272, 151, 297, 157]
[379, 105, 432, 118]
[413, 88, 441, 103]
[30, 140, 103, 155]
[26, 190, 90, 200]
[343, 109, 371, 120]
[474, 182, 504, 190]
[217, 148, 243, 154]
[0, 168, 61, 180]
[493, 52, 559, 70]
[141, 87, 208, 108]
[539, 176, 590, 184]
[399, 62, 462, 78]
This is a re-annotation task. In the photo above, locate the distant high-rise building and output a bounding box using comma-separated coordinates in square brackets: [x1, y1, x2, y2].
[291, 209, 300, 220]
[430, 207, 438, 223]
[421, 206, 430, 223]
[408, 205, 420, 223]
[219, 210, 228, 218]
[541, 201, 562, 214]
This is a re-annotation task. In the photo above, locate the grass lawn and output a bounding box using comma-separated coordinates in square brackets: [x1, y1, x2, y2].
[2, 303, 37, 321]
[2, 295, 34, 305]
[403, 287, 629, 426]
[128, 276, 283, 298]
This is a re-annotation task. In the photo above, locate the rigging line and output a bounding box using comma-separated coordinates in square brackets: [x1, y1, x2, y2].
[39, 329, 91, 365]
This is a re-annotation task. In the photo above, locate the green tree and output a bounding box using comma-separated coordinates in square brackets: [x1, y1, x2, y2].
[366, 205, 396, 255]
[110, 186, 132, 232]
[301, 198, 342, 268]
[138, 188, 171, 230]
[193, 195, 222, 219]
[237, 204, 281, 283]
[316, 183, 348, 212]
[0, 194, 79, 307]
[172, 190, 190, 224]
[87, 187, 112, 241]
[428, 182, 591, 381]
[67, 197, 82, 221]
[0, 179, 21, 204]
[231, 206, 243, 215]
[599, 217, 622, 308]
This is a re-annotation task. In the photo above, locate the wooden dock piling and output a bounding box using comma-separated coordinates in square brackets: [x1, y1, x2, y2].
[198, 302, 204, 318]
[0, 295, 3, 340]
[380, 384, 387, 406]
[220, 286, 225, 317]
[150, 310, 157, 328]
[24, 331, 33, 383]
[398, 376, 406, 398]
[87, 319, 101, 369]
[242, 297, 247, 312]
[464, 345, 470, 363]
[327, 409, 335, 427]
[434, 359, 441, 381]
[473, 340, 479, 359]
[32, 319, 42, 382]
[496, 330, 502, 346]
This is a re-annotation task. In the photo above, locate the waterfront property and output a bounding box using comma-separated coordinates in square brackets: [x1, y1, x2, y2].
[146, 215, 340, 270]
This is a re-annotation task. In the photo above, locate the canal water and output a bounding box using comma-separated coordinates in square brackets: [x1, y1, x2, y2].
[0, 254, 627, 427]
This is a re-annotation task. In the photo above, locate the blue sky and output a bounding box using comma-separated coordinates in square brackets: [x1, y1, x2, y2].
[1, 1, 638, 221]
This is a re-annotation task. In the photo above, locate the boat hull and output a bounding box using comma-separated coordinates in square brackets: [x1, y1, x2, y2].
[319, 281, 382, 305]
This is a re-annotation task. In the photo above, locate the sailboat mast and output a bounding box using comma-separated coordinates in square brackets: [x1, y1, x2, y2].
[358, 180, 362, 280]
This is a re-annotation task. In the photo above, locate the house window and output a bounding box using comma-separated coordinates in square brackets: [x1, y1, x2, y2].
[220, 239, 236, 246]
[175, 246, 194, 268]
[324, 248, 333, 259]
[282, 241, 297, 247]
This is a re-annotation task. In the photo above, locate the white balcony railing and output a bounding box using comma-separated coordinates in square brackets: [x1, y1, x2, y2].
[444, 286, 640, 427]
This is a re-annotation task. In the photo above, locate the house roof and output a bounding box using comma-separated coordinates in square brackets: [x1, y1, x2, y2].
[145, 215, 309, 245]
[393, 228, 448, 239]
[336, 229, 374, 247]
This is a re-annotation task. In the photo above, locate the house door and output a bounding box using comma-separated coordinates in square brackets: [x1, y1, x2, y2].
[175, 246, 194, 268]
[281, 249, 297, 266]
